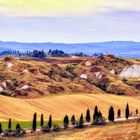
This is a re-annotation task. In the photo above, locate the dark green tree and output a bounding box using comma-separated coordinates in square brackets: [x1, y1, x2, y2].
[71, 115, 76, 126]
[63, 115, 69, 128]
[86, 109, 91, 123]
[32, 113, 37, 131]
[8, 118, 11, 130]
[108, 106, 114, 122]
[79, 113, 84, 128]
[0, 123, 2, 134]
[125, 103, 129, 119]
[136, 109, 139, 116]
[16, 123, 21, 130]
[40, 114, 44, 127]
[93, 106, 98, 123]
[48, 115, 52, 129]
[117, 109, 121, 118]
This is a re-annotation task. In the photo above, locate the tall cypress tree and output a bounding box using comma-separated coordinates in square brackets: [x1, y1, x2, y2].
[40, 114, 44, 127]
[79, 113, 84, 128]
[117, 109, 121, 118]
[63, 115, 69, 128]
[125, 103, 129, 119]
[48, 115, 52, 129]
[71, 115, 76, 126]
[8, 118, 11, 130]
[108, 106, 114, 122]
[32, 113, 37, 131]
[86, 109, 91, 123]
[0, 123, 2, 134]
[93, 106, 98, 123]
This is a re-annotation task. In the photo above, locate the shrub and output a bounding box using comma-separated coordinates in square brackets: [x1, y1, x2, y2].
[52, 125, 61, 132]
[41, 126, 51, 133]
[2, 124, 25, 137]
[60, 72, 69, 78]
[0, 91, 10, 97]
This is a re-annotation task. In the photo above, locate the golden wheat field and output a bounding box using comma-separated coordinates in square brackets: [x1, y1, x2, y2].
[0, 93, 140, 121]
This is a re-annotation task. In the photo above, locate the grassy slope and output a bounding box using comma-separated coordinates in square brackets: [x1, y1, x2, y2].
[0, 94, 140, 121]
[0, 120, 62, 130]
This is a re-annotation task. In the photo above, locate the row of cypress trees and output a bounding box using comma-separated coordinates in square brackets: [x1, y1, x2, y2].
[32, 113, 52, 131]
[0, 103, 136, 133]
[108, 103, 130, 122]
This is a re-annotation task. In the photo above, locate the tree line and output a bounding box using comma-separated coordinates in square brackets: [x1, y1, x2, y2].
[0, 103, 139, 137]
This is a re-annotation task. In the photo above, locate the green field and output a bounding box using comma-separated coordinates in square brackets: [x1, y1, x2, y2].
[0, 120, 63, 130]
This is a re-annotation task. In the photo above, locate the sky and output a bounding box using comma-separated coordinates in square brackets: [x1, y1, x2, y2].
[0, 0, 140, 43]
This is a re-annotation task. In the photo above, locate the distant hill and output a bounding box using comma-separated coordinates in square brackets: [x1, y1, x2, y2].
[0, 41, 140, 58]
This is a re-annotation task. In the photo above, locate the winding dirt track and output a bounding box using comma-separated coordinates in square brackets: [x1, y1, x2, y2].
[0, 94, 140, 121]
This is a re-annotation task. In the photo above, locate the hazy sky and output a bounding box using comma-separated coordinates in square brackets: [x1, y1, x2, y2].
[0, 0, 140, 43]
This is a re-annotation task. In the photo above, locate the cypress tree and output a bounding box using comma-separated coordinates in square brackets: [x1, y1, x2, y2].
[8, 118, 11, 130]
[93, 106, 98, 123]
[125, 103, 129, 119]
[108, 106, 114, 122]
[0, 123, 2, 134]
[63, 115, 69, 128]
[117, 109, 121, 118]
[71, 115, 76, 126]
[40, 114, 44, 127]
[136, 109, 139, 116]
[48, 115, 52, 129]
[32, 113, 37, 131]
[86, 109, 91, 123]
[79, 113, 84, 128]
[16, 123, 21, 130]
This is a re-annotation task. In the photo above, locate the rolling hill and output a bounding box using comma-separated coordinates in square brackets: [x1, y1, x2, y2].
[0, 94, 140, 121]
[0, 55, 140, 98]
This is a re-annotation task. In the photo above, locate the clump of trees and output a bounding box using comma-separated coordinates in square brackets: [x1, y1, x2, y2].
[32, 50, 46, 58]
[48, 49, 69, 57]
[93, 106, 104, 125]
[1, 119, 25, 137]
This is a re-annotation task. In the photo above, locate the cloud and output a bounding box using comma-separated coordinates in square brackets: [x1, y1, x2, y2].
[0, 0, 139, 17]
